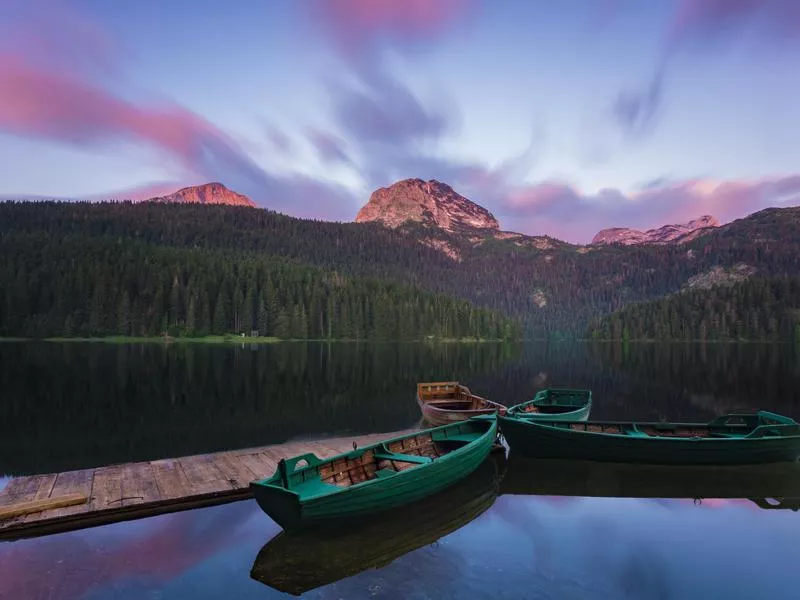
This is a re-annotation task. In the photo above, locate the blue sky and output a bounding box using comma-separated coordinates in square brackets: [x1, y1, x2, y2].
[1, 0, 799, 242]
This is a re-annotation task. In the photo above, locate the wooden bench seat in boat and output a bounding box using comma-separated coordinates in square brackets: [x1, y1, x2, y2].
[373, 452, 432, 465]
[433, 432, 482, 444]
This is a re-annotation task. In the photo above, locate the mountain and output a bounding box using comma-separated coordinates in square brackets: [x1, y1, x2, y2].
[146, 182, 256, 207]
[591, 215, 719, 246]
[356, 178, 500, 232]
[3, 193, 800, 340]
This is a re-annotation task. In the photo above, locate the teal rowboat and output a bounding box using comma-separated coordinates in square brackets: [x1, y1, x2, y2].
[506, 388, 592, 422]
[251, 454, 504, 596]
[500, 411, 800, 465]
[250, 417, 498, 530]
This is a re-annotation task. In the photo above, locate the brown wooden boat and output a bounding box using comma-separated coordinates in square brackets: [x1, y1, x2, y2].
[416, 381, 506, 427]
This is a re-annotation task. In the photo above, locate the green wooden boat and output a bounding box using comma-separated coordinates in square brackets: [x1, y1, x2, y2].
[250, 453, 505, 596]
[250, 417, 498, 531]
[506, 387, 592, 422]
[500, 411, 800, 465]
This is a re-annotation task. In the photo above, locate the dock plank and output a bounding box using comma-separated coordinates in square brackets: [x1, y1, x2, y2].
[89, 465, 123, 512]
[238, 453, 277, 480]
[150, 459, 193, 501]
[39, 469, 94, 520]
[121, 463, 161, 507]
[212, 455, 257, 490]
[0, 427, 418, 541]
[178, 455, 228, 495]
[0, 476, 44, 504]
[31, 474, 58, 501]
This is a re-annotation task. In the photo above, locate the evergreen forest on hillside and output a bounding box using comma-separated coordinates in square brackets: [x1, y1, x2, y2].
[3, 200, 800, 339]
[0, 232, 517, 340]
[588, 278, 800, 342]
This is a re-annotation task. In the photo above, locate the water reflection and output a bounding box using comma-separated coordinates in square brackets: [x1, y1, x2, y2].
[501, 455, 800, 499]
[250, 453, 505, 595]
[3, 341, 800, 476]
[1, 475, 799, 599]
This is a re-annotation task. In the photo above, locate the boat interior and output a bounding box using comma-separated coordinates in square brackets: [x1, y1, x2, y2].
[519, 403, 583, 415]
[417, 382, 495, 411]
[515, 389, 591, 414]
[274, 423, 488, 494]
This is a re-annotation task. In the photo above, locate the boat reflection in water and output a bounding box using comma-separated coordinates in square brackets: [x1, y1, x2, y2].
[251, 451, 800, 595]
[250, 451, 506, 596]
[501, 454, 800, 505]
[748, 497, 800, 511]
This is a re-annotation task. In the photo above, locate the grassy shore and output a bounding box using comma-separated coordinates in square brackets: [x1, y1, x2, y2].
[0, 335, 514, 344]
[37, 335, 283, 344]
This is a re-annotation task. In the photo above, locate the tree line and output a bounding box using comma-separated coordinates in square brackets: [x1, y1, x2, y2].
[3, 201, 800, 337]
[587, 278, 800, 342]
[0, 233, 519, 340]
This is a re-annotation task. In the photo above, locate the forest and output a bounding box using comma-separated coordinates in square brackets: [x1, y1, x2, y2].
[0, 232, 518, 340]
[587, 278, 800, 342]
[3, 201, 800, 338]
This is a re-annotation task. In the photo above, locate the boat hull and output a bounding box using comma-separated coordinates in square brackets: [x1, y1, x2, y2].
[416, 381, 505, 426]
[417, 398, 505, 427]
[251, 418, 498, 530]
[499, 415, 800, 465]
[507, 388, 592, 422]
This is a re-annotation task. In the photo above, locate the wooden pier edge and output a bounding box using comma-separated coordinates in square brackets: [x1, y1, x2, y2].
[0, 428, 418, 542]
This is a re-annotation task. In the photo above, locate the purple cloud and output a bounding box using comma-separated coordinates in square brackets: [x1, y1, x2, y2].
[611, 0, 800, 138]
[0, 1, 360, 219]
[306, 128, 353, 165]
[494, 175, 800, 243]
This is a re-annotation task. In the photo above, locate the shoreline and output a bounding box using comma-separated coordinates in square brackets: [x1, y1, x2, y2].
[0, 336, 515, 344]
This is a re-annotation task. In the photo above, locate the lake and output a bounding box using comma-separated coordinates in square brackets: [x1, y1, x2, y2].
[1, 341, 799, 599]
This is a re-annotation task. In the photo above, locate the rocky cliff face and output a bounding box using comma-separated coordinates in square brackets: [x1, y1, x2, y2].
[591, 215, 719, 246]
[355, 178, 500, 232]
[146, 182, 256, 207]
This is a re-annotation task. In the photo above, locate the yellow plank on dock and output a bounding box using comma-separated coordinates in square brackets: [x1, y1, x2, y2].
[0, 427, 418, 541]
[0, 494, 87, 521]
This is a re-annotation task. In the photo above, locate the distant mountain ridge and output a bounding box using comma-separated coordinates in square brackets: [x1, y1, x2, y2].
[591, 215, 720, 246]
[146, 182, 255, 207]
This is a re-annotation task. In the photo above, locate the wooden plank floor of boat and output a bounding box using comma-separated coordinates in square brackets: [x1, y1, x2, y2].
[0, 428, 417, 541]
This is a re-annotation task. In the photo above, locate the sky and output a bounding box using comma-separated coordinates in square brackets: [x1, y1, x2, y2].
[1, 0, 799, 243]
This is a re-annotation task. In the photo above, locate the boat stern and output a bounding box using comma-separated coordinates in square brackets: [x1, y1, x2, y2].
[249, 479, 304, 531]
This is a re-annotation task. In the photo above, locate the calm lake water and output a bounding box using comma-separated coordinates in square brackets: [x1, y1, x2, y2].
[1, 341, 800, 599]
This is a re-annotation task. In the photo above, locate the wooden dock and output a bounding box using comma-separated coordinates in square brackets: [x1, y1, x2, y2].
[0, 428, 416, 541]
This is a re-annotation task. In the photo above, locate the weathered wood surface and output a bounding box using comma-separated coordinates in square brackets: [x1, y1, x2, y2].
[0, 428, 416, 541]
[0, 493, 87, 520]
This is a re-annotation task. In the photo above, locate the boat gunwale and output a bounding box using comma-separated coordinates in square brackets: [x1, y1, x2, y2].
[507, 387, 592, 418]
[252, 418, 498, 501]
[416, 381, 505, 416]
[500, 411, 800, 442]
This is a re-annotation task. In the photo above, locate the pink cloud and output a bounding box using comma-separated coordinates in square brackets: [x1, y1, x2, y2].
[316, 0, 471, 51]
[0, 0, 363, 218]
[0, 0, 124, 76]
[3, 56, 216, 166]
[494, 175, 800, 243]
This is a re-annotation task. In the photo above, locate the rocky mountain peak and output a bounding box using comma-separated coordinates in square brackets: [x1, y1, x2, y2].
[146, 182, 256, 207]
[591, 215, 719, 246]
[355, 178, 500, 232]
